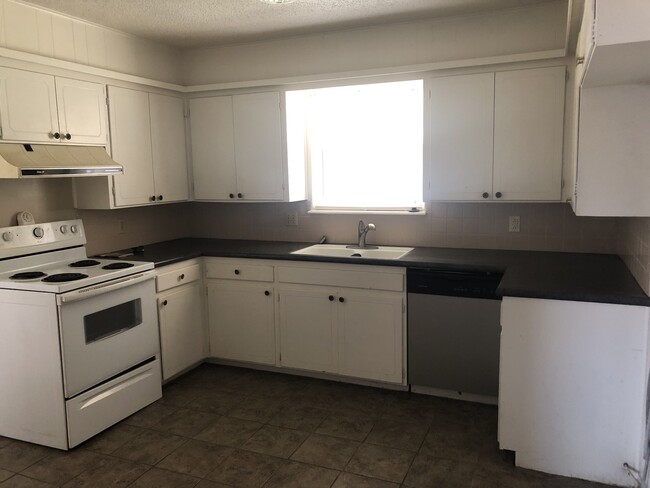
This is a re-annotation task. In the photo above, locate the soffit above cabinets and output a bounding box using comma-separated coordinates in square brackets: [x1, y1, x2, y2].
[22, 0, 562, 49]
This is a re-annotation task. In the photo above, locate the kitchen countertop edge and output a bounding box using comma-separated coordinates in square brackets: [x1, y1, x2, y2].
[100, 238, 650, 308]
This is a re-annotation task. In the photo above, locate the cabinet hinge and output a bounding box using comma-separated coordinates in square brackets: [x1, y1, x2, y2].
[565, 70, 570, 83]
[111, 184, 116, 198]
[0, 126, 3, 138]
[277, 292, 280, 303]
[106, 96, 110, 106]
[402, 303, 406, 313]
[184, 107, 190, 119]
[561, 178, 565, 189]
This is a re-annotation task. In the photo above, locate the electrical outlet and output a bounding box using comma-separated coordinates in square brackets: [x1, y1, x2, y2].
[509, 216, 520, 233]
[118, 219, 126, 234]
[286, 213, 298, 226]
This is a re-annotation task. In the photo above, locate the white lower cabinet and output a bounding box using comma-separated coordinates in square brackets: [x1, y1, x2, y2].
[204, 258, 406, 385]
[207, 281, 276, 365]
[205, 259, 276, 366]
[337, 290, 404, 383]
[278, 287, 338, 373]
[156, 260, 206, 381]
[499, 296, 650, 487]
[277, 262, 406, 384]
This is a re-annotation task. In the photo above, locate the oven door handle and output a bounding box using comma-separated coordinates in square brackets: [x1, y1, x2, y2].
[56, 271, 155, 305]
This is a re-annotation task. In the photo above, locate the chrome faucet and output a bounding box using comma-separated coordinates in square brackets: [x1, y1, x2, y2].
[357, 220, 376, 248]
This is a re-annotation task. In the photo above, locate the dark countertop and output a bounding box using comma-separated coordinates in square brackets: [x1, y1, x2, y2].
[103, 238, 650, 307]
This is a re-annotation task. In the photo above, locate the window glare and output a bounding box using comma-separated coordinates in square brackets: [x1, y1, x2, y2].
[293, 80, 423, 210]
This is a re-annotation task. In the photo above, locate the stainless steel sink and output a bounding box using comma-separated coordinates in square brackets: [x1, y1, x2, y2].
[291, 244, 413, 260]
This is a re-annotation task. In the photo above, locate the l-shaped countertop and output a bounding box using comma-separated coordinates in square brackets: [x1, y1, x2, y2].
[105, 238, 650, 307]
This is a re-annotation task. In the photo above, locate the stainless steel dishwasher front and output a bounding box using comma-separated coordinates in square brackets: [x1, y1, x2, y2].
[407, 268, 502, 400]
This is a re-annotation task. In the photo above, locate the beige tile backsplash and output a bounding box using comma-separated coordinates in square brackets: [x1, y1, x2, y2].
[187, 201, 621, 255]
[618, 218, 650, 296]
[2, 185, 644, 296]
[79, 203, 193, 256]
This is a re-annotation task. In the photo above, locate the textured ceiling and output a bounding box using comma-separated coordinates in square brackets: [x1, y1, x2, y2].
[23, 0, 559, 49]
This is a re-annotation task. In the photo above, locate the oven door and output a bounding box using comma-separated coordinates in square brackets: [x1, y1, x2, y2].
[57, 271, 159, 398]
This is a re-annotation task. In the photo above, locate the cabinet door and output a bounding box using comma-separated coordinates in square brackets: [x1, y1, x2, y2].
[207, 281, 275, 365]
[233, 92, 285, 201]
[278, 287, 337, 374]
[0, 67, 58, 142]
[493, 66, 565, 201]
[149, 93, 189, 203]
[108, 86, 155, 206]
[189, 96, 237, 200]
[158, 282, 205, 381]
[55, 77, 107, 145]
[338, 291, 403, 384]
[426, 73, 495, 201]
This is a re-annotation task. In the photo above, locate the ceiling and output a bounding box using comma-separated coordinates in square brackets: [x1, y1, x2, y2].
[23, 0, 561, 49]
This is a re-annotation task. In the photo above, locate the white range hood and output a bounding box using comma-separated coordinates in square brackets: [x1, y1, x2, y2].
[0, 143, 123, 178]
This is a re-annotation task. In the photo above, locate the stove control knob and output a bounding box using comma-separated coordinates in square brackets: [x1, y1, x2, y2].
[70, 225, 78, 234]
[60, 225, 68, 234]
[33, 227, 44, 238]
[2, 231, 13, 242]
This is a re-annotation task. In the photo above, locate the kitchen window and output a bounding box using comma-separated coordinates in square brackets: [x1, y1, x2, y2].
[287, 80, 424, 213]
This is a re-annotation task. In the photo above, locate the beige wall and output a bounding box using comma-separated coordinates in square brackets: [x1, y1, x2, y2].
[619, 218, 650, 295]
[181, 1, 567, 85]
[187, 201, 620, 255]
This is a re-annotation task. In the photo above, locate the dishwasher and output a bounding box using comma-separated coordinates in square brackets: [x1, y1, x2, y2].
[407, 267, 503, 402]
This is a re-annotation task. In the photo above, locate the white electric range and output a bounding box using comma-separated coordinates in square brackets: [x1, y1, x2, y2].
[0, 219, 162, 450]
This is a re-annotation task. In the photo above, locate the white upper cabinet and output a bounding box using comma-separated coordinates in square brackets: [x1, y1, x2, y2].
[109, 86, 155, 206]
[425, 66, 565, 202]
[568, 1, 650, 216]
[232, 92, 284, 201]
[75, 86, 189, 208]
[149, 93, 190, 203]
[426, 73, 495, 201]
[55, 77, 107, 145]
[493, 66, 565, 201]
[0, 67, 106, 145]
[189, 96, 237, 200]
[190, 91, 305, 202]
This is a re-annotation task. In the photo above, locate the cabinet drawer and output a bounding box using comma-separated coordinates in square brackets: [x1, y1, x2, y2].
[205, 260, 274, 282]
[277, 265, 404, 292]
[156, 263, 201, 292]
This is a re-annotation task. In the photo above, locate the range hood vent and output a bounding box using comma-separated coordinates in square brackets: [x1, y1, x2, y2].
[0, 143, 123, 178]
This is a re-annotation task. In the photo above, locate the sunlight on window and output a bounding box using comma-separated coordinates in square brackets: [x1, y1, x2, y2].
[287, 80, 423, 211]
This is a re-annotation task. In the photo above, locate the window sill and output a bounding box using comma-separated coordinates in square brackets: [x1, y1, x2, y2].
[308, 208, 426, 216]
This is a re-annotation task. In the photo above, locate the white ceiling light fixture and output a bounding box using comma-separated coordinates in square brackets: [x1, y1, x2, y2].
[259, 0, 296, 4]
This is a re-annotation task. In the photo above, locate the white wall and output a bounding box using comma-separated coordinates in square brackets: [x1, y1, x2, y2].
[0, 0, 182, 84]
[181, 1, 567, 85]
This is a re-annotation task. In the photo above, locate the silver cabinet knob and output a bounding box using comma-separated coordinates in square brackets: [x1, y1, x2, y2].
[33, 227, 44, 238]
[70, 225, 78, 234]
[2, 232, 13, 242]
[60, 225, 68, 234]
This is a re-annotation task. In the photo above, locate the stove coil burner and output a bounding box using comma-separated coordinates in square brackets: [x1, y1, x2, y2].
[102, 262, 135, 270]
[42, 273, 88, 283]
[10, 271, 47, 280]
[69, 259, 101, 268]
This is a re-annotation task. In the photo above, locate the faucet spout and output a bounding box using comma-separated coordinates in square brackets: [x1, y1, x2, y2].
[357, 220, 376, 248]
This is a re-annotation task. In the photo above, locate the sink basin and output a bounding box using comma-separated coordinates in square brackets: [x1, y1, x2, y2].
[291, 244, 413, 260]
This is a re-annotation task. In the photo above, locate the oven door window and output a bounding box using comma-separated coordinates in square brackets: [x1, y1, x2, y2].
[83, 299, 142, 344]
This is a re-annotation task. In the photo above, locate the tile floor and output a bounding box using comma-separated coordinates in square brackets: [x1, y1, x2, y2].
[0, 364, 615, 487]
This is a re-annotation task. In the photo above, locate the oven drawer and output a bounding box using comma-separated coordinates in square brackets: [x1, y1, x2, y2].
[66, 356, 162, 448]
[205, 259, 274, 282]
[157, 263, 201, 293]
